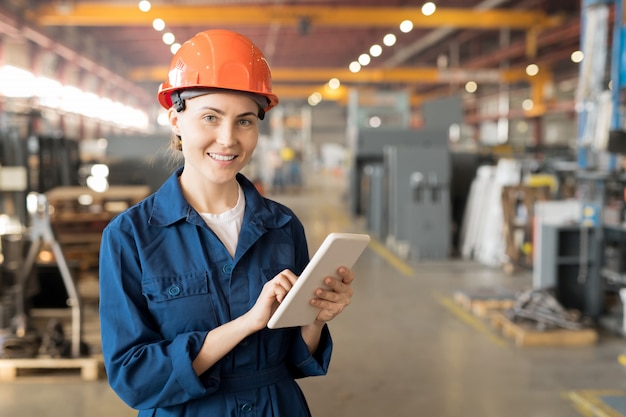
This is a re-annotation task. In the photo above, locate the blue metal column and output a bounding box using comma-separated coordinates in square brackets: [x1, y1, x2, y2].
[577, 0, 614, 169]
[576, 0, 616, 319]
[607, 0, 624, 165]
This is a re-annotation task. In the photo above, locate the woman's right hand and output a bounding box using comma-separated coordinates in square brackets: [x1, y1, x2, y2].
[245, 269, 298, 331]
[193, 269, 299, 374]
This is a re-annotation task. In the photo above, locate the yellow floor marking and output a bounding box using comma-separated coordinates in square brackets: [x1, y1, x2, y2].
[434, 292, 508, 348]
[567, 390, 626, 417]
[367, 238, 415, 277]
[618, 354, 626, 368]
[316, 205, 414, 277]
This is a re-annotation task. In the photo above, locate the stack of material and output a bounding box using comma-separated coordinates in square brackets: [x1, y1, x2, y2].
[500, 185, 551, 270]
[505, 289, 588, 331]
[490, 289, 598, 347]
[46, 185, 150, 273]
[460, 159, 522, 267]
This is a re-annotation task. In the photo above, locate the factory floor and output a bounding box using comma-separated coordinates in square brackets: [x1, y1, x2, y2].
[2, 170, 626, 417]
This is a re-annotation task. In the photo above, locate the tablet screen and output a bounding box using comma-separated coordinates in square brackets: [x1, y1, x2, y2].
[267, 232, 370, 329]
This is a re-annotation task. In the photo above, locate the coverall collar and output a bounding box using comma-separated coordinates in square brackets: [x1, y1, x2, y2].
[148, 167, 291, 231]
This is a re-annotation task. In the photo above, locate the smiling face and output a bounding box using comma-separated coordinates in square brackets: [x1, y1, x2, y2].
[169, 91, 260, 194]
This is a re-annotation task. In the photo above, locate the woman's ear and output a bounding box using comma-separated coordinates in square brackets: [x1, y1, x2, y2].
[168, 108, 181, 136]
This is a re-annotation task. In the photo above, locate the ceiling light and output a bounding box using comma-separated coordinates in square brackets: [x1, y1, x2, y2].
[0, 65, 35, 98]
[465, 81, 478, 93]
[368, 116, 382, 128]
[522, 99, 534, 111]
[86, 176, 109, 193]
[8, 73, 150, 131]
[138, 0, 151, 12]
[422, 2, 437, 16]
[349, 61, 361, 73]
[162, 32, 175, 45]
[60, 85, 84, 114]
[525, 63, 539, 76]
[308, 92, 322, 106]
[369, 44, 382, 57]
[571, 50, 584, 63]
[170, 43, 181, 54]
[36, 76, 62, 107]
[328, 78, 341, 90]
[90, 164, 110, 178]
[358, 54, 371, 66]
[79, 92, 101, 118]
[399, 20, 414, 33]
[383, 34, 397, 47]
[152, 18, 165, 31]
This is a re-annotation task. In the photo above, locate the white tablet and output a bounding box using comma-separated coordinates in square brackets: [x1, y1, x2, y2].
[267, 232, 370, 329]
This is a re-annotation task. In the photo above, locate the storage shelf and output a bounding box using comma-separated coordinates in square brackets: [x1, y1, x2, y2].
[557, 256, 593, 265]
[601, 268, 626, 285]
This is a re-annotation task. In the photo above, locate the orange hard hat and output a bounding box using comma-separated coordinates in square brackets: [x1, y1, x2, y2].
[157, 29, 279, 114]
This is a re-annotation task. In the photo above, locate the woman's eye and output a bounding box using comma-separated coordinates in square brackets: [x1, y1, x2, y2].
[203, 115, 217, 122]
[239, 119, 252, 127]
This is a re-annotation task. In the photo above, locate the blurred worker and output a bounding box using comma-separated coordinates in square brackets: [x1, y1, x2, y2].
[98, 29, 355, 417]
[279, 142, 303, 192]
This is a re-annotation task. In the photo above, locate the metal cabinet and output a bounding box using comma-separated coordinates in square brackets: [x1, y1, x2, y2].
[536, 224, 603, 318]
[383, 135, 451, 260]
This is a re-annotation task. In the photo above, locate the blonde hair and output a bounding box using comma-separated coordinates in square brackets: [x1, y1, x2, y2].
[172, 133, 182, 152]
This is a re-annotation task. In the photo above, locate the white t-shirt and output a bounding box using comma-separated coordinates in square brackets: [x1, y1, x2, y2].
[199, 184, 245, 258]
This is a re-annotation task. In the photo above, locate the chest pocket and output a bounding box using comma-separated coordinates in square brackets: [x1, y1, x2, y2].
[142, 272, 218, 336]
[142, 272, 209, 302]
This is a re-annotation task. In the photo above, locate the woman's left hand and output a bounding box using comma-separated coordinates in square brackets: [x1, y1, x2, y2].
[311, 266, 355, 324]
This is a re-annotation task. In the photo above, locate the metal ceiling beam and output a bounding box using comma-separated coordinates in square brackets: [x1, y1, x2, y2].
[0, 8, 150, 100]
[271, 85, 441, 107]
[382, 0, 511, 68]
[130, 65, 529, 86]
[29, 4, 563, 30]
[464, 18, 580, 69]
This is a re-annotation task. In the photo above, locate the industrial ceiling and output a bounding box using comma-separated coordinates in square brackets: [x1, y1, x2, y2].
[0, 0, 583, 111]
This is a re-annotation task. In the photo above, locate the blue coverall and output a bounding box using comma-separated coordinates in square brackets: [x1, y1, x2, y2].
[99, 168, 332, 417]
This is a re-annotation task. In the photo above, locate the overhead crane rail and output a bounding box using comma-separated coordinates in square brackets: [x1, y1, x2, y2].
[29, 5, 564, 30]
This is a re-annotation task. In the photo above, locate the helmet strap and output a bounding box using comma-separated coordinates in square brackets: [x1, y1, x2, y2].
[172, 91, 186, 112]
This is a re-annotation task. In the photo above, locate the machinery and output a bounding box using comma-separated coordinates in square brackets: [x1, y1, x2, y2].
[0, 123, 87, 358]
[534, 0, 626, 322]
[346, 90, 458, 260]
[0, 192, 87, 359]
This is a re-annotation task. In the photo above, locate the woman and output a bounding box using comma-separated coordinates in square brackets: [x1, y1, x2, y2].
[99, 29, 355, 416]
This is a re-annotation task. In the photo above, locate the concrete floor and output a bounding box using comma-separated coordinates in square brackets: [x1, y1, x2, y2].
[2, 172, 626, 417]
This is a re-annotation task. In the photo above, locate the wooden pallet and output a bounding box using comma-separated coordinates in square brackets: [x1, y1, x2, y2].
[453, 290, 517, 317]
[0, 355, 104, 381]
[490, 312, 598, 347]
